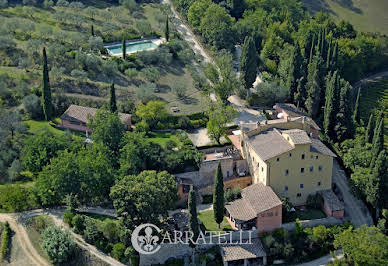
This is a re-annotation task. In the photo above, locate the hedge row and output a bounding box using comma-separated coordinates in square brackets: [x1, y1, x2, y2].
[0, 222, 11, 260]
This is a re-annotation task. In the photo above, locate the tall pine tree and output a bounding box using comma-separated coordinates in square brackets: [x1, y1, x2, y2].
[335, 79, 355, 142]
[42, 47, 53, 121]
[353, 88, 361, 124]
[109, 83, 117, 113]
[91, 24, 94, 36]
[323, 71, 339, 140]
[188, 187, 199, 249]
[371, 118, 384, 168]
[305, 49, 322, 118]
[240, 36, 258, 90]
[122, 39, 126, 60]
[165, 16, 169, 42]
[365, 113, 375, 144]
[294, 77, 306, 108]
[213, 162, 224, 230]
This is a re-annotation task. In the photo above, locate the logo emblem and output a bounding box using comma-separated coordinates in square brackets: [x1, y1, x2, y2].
[131, 223, 161, 255]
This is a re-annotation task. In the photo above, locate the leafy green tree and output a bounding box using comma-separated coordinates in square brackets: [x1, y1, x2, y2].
[83, 218, 101, 244]
[323, 71, 339, 140]
[334, 225, 388, 265]
[213, 162, 224, 229]
[187, 0, 210, 30]
[214, 52, 240, 101]
[240, 36, 258, 90]
[227, 0, 245, 18]
[188, 187, 199, 248]
[0, 184, 39, 212]
[352, 88, 361, 124]
[112, 243, 126, 262]
[335, 79, 355, 142]
[22, 130, 69, 173]
[365, 113, 375, 144]
[23, 94, 43, 119]
[199, 4, 235, 50]
[370, 118, 384, 168]
[305, 50, 322, 118]
[206, 103, 237, 144]
[135, 100, 168, 129]
[41, 226, 75, 264]
[42, 47, 53, 121]
[100, 220, 119, 243]
[89, 111, 125, 158]
[122, 39, 126, 60]
[165, 16, 169, 42]
[36, 150, 81, 205]
[65, 194, 78, 213]
[110, 170, 177, 230]
[72, 215, 85, 234]
[109, 83, 117, 113]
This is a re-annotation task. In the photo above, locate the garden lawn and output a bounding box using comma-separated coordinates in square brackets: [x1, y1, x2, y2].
[283, 208, 327, 223]
[302, 0, 388, 35]
[359, 78, 388, 147]
[198, 210, 233, 232]
[25, 120, 64, 135]
[148, 131, 179, 146]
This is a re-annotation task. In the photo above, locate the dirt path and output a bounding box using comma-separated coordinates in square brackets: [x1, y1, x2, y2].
[0, 213, 50, 266]
[163, 0, 213, 64]
[353, 69, 388, 89]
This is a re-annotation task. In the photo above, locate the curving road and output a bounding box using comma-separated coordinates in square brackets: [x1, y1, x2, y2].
[0, 208, 123, 266]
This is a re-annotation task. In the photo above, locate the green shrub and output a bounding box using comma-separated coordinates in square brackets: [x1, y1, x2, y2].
[83, 218, 101, 244]
[1, 222, 11, 260]
[41, 226, 75, 264]
[72, 215, 85, 234]
[202, 194, 213, 204]
[224, 186, 241, 202]
[0, 184, 40, 212]
[125, 247, 139, 265]
[112, 242, 126, 262]
[63, 210, 75, 226]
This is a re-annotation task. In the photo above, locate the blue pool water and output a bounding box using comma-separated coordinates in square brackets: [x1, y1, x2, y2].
[106, 40, 158, 55]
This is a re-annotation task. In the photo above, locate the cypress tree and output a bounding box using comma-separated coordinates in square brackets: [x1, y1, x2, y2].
[371, 118, 384, 168]
[365, 113, 375, 144]
[240, 36, 258, 89]
[367, 150, 387, 219]
[188, 187, 199, 249]
[331, 41, 338, 71]
[309, 35, 316, 64]
[323, 71, 339, 140]
[213, 162, 224, 230]
[91, 24, 94, 36]
[109, 83, 117, 113]
[165, 16, 169, 42]
[305, 49, 322, 118]
[335, 79, 355, 142]
[42, 47, 53, 121]
[353, 88, 361, 124]
[326, 38, 332, 70]
[294, 77, 305, 108]
[373, 109, 384, 141]
[122, 39, 126, 60]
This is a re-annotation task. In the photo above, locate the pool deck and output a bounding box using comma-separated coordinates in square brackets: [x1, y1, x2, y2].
[104, 37, 165, 57]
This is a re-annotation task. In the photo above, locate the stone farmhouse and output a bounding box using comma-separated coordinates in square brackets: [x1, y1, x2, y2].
[59, 105, 131, 132]
[176, 103, 344, 232]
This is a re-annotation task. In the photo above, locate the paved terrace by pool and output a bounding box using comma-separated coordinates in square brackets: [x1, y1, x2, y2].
[104, 38, 164, 56]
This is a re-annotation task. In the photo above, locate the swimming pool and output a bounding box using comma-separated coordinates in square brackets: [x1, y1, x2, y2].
[105, 40, 158, 55]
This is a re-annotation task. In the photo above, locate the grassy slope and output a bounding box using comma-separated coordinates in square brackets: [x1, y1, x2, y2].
[198, 210, 233, 232]
[302, 0, 388, 35]
[0, 1, 207, 115]
[359, 78, 388, 147]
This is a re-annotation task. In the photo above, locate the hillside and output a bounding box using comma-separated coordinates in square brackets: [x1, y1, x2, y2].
[302, 0, 388, 35]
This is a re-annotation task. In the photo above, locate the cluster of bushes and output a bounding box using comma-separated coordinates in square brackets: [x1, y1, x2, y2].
[261, 221, 353, 264]
[154, 112, 208, 130]
[0, 184, 40, 212]
[63, 211, 138, 264]
[41, 225, 75, 265]
[0, 221, 11, 261]
[202, 186, 242, 204]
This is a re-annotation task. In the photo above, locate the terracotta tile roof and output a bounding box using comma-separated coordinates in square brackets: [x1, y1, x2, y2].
[225, 183, 281, 221]
[220, 238, 267, 261]
[246, 128, 294, 161]
[310, 138, 337, 157]
[60, 105, 131, 124]
[242, 183, 282, 214]
[282, 129, 312, 145]
[319, 190, 344, 211]
[225, 199, 257, 221]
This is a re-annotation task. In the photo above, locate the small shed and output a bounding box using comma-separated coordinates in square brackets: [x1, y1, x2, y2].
[220, 238, 267, 266]
[319, 190, 344, 219]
